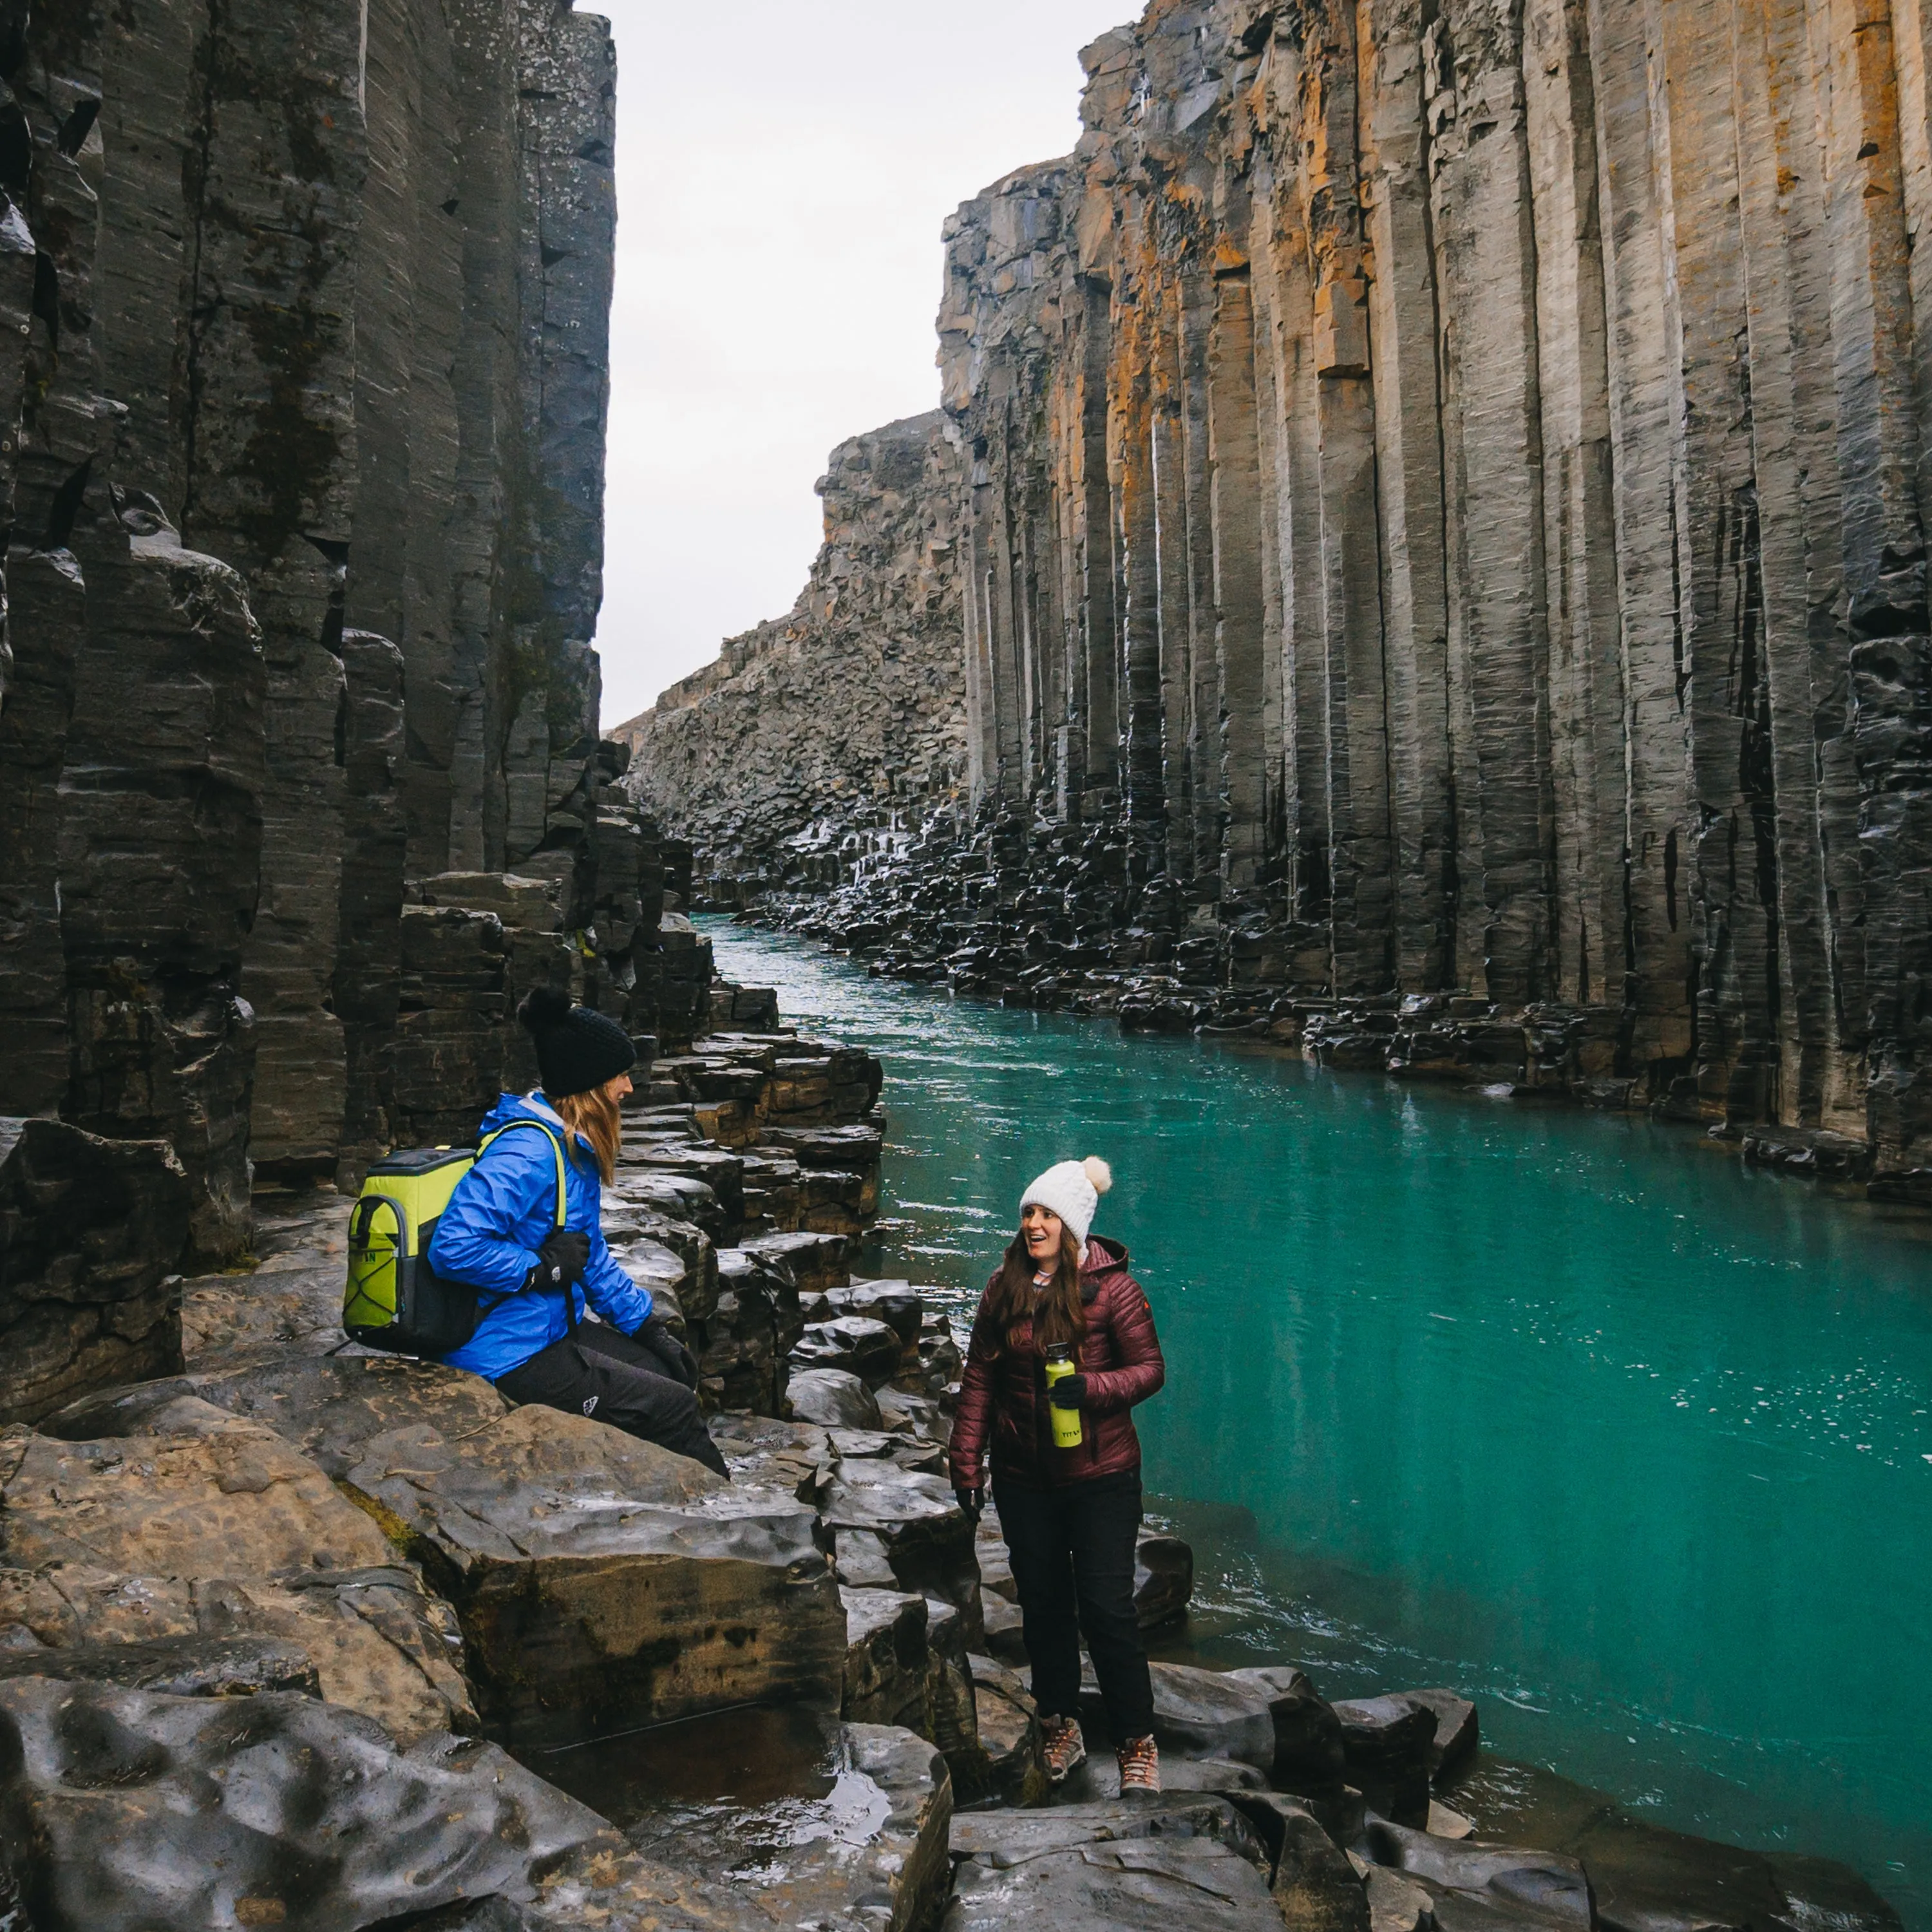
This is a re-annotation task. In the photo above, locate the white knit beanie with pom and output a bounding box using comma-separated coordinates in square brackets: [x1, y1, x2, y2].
[1020, 1156, 1114, 1249]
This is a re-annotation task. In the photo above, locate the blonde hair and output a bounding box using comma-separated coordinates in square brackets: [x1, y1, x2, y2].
[556, 1081, 622, 1184]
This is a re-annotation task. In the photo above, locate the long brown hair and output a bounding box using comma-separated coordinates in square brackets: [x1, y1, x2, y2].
[556, 1083, 621, 1184]
[983, 1222, 1086, 1357]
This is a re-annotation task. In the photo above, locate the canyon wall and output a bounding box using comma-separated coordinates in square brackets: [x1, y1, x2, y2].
[0, 0, 679, 1283]
[649, 0, 1932, 1200]
[931, 0, 1932, 1191]
[616, 413, 969, 895]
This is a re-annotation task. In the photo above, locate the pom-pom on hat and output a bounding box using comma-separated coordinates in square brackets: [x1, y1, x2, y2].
[517, 985, 637, 1099]
[1020, 1155, 1113, 1249]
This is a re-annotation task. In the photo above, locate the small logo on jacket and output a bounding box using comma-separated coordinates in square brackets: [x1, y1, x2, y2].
[582, 1396, 599, 1416]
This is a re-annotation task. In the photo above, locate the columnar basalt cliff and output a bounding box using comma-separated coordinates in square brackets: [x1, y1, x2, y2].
[652, 0, 1932, 1205]
[616, 413, 969, 895]
[0, 0, 687, 1289]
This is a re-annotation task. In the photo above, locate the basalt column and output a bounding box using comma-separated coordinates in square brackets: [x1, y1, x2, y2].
[180, 1, 365, 1178]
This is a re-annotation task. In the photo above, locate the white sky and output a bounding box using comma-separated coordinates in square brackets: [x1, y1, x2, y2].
[591, 0, 1136, 730]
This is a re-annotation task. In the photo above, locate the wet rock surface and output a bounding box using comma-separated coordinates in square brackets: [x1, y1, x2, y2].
[0, 1119, 190, 1425]
[0, 1678, 605, 1931]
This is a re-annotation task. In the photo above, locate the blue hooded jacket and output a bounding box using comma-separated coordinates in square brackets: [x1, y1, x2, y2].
[429, 1092, 653, 1382]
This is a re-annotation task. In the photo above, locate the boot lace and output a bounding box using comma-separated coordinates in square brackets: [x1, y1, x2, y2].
[1116, 1733, 1160, 1792]
[1041, 1716, 1086, 1783]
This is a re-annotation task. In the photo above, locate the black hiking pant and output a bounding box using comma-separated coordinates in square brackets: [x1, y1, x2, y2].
[994, 1470, 1153, 1743]
[497, 1322, 728, 1477]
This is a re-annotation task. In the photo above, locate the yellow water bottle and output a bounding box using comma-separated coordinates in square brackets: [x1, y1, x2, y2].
[1045, 1345, 1083, 1450]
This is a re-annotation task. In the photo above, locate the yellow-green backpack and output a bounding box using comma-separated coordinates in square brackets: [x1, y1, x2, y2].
[343, 1120, 567, 1355]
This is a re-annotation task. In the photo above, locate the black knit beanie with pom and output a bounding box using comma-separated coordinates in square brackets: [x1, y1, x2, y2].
[517, 985, 636, 1099]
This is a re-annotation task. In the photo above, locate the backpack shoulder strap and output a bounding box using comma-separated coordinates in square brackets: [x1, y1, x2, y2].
[474, 1118, 579, 1329]
[477, 1119, 570, 1231]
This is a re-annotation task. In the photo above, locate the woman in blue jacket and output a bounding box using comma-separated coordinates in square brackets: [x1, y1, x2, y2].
[429, 985, 728, 1476]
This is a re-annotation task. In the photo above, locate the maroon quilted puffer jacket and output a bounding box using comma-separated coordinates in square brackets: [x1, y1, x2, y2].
[948, 1236, 1166, 1490]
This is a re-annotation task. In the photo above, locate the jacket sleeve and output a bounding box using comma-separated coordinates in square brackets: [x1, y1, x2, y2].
[580, 1201, 653, 1334]
[946, 1283, 1001, 1490]
[1081, 1275, 1165, 1416]
[428, 1135, 548, 1296]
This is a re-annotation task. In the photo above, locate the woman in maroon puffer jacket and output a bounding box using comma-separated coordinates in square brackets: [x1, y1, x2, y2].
[949, 1155, 1167, 1792]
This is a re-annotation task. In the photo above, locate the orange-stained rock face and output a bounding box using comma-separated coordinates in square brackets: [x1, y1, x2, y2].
[652, 0, 1932, 1195]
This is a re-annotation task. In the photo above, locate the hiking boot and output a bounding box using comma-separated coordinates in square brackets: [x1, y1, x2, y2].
[1041, 1716, 1086, 1784]
[1117, 1733, 1160, 1793]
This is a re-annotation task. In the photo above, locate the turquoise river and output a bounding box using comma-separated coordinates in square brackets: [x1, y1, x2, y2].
[705, 922, 1932, 1923]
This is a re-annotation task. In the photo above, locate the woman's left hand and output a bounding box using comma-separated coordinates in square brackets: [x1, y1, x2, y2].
[1048, 1372, 1087, 1409]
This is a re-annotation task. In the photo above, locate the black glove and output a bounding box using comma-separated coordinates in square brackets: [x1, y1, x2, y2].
[1048, 1372, 1088, 1410]
[526, 1227, 590, 1294]
[640, 1312, 699, 1390]
[953, 1486, 984, 1524]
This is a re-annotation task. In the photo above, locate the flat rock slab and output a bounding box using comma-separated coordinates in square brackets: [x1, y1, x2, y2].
[1363, 1820, 1593, 1930]
[0, 1678, 605, 1930]
[343, 1404, 844, 1747]
[786, 1365, 884, 1430]
[1077, 1659, 1274, 1768]
[627, 1721, 953, 1932]
[180, 1196, 353, 1368]
[951, 1794, 1266, 1867]
[45, 1352, 509, 1477]
[0, 1633, 320, 1700]
[0, 1406, 394, 1577]
[0, 1560, 477, 1745]
[945, 1823, 1283, 1931]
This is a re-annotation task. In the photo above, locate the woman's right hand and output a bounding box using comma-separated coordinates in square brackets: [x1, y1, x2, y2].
[953, 1485, 984, 1523]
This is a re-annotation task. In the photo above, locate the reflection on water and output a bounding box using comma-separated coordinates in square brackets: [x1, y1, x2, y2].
[708, 920, 1932, 1926]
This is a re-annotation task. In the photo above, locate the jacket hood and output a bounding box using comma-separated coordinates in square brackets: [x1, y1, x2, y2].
[1079, 1235, 1132, 1300]
[479, 1090, 587, 1155]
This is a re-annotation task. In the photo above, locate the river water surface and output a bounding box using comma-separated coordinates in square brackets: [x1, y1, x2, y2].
[707, 922, 1932, 1922]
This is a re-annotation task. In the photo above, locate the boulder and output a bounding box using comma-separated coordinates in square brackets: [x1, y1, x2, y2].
[738, 1228, 850, 1293]
[0, 1678, 606, 1929]
[1135, 1531, 1193, 1630]
[842, 1586, 930, 1731]
[342, 1403, 845, 1747]
[787, 1366, 884, 1430]
[1362, 1819, 1594, 1930]
[822, 1460, 981, 1639]
[1226, 1665, 1347, 1788]
[1366, 1866, 1438, 1932]
[794, 1314, 902, 1385]
[1079, 1660, 1274, 1769]
[825, 1279, 925, 1349]
[0, 1561, 476, 1745]
[1231, 1795, 1370, 1932]
[1396, 1687, 1479, 1781]
[0, 1405, 395, 1577]
[627, 1722, 954, 1932]
[982, 1587, 1027, 1663]
[45, 1352, 509, 1476]
[965, 1651, 1045, 1807]
[0, 1117, 191, 1425]
[945, 1794, 1283, 1931]
[1334, 1697, 1437, 1828]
